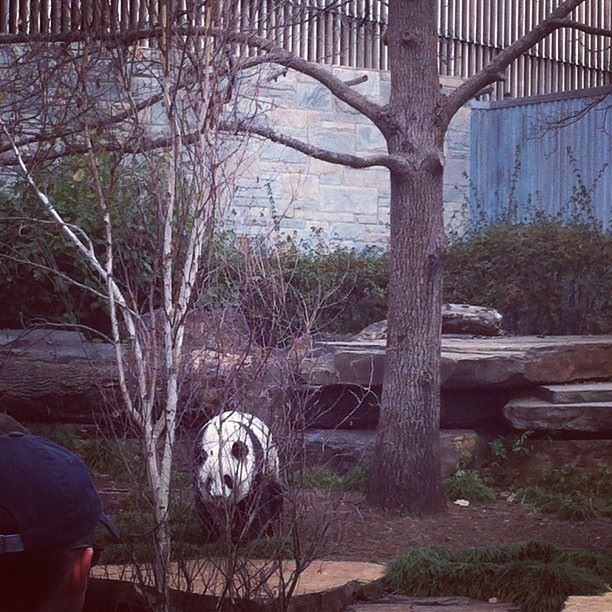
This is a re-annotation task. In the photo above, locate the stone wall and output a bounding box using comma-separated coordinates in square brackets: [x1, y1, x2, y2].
[231, 66, 471, 247]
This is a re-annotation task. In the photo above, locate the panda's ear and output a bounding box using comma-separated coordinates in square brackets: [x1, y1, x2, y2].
[231, 440, 249, 461]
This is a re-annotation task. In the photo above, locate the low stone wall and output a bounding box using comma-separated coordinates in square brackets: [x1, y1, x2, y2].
[231, 66, 471, 247]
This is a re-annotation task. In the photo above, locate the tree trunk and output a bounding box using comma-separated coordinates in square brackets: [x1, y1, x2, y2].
[366, 0, 446, 514]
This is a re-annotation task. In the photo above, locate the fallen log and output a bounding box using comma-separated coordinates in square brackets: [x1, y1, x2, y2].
[0, 329, 116, 424]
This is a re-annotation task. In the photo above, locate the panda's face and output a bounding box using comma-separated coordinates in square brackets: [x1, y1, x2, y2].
[196, 411, 278, 503]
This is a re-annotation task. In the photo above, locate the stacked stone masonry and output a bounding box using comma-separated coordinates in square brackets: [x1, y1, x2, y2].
[231, 66, 471, 247]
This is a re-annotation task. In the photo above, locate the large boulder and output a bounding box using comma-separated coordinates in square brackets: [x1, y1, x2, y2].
[304, 429, 484, 479]
[354, 304, 504, 340]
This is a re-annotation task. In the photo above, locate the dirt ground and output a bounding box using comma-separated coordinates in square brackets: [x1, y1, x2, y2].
[318, 492, 612, 562]
[93, 470, 612, 563]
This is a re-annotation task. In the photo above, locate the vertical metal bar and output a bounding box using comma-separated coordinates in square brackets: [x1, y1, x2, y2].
[307, 0, 315, 61]
[291, 0, 299, 57]
[371, 0, 379, 69]
[316, 0, 324, 62]
[358, 0, 366, 68]
[8, 0, 16, 33]
[19, 0, 28, 32]
[379, 0, 386, 70]
[129, 0, 137, 28]
[40, 0, 49, 32]
[1, 0, 8, 33]
[138, 0, 146, 28]
[347, 0, 355, 67]
[51, 0, 62, 34]
[324, 0, 334, 64]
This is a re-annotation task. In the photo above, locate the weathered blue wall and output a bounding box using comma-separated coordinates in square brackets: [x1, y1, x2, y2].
[470, 87, 611, 231]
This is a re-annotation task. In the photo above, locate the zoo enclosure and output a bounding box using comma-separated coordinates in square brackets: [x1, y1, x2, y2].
[470, 86, 611, 230]
[0, 0, 610, 99]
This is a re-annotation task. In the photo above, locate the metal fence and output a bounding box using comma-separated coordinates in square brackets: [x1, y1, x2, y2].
[0, 0, 610, 98]
[470, 86, 611, 230]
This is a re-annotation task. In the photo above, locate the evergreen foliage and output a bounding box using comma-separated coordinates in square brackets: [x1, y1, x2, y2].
[386, 541, 611, 612]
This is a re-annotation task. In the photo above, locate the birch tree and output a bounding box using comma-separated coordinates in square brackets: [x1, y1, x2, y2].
[0, 6, 252, 609]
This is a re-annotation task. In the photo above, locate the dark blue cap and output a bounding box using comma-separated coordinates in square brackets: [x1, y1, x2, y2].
[0, 432, 119, 555]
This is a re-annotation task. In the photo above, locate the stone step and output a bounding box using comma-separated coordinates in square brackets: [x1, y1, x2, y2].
[534, 382, 612, 404]
[503, 398, 612, 432]
[348, 595, 518, 611]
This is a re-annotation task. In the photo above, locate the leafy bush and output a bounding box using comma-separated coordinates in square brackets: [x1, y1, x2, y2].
[444, 219, 611, 335]
[0, 156, 155, 335]
[386, 541, 611, 612]
[2, 158, 610, 339]
[444, 469, 496, 503]
[517, 464, 612, 521]
[214, 236, 389, 345]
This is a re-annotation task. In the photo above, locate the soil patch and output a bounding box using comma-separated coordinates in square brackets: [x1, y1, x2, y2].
[319, 493, 612, 562]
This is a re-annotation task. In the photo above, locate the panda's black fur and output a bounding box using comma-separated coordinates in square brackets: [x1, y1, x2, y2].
[193, 411, 283, 543]
[195, 476, 284, 542]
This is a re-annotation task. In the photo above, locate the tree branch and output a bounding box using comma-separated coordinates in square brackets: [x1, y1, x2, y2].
[224, 121, 407, 173]
[219, 30, 385, 128]
[550, 19, 612, 38]
[443, 0, 599, 123]
[1, 117, 408, 174]
[0, 25, 385, 129]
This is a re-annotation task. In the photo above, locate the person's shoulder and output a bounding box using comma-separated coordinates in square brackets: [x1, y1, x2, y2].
[83, 578, 148, 612]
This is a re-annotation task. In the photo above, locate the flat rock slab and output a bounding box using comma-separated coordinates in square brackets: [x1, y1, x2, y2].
[348, 595, 518, 611]
[504, 398, 612, 432]
[93, 559, 385, 596]
[534, 382, 612, 403]
[563, 591, 612, 611]
[302, 336, 612, 390]
[304, 429, 482, 478]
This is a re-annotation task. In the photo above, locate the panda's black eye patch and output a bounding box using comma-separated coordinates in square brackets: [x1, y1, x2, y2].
[197, 448, 209, 464]
[223, 474, 234, 490]
[231, 441, 248, 461]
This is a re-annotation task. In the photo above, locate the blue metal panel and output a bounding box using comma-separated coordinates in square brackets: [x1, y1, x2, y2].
[470, 89, 611, 231]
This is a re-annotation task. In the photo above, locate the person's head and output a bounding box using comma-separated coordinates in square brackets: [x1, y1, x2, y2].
[0, 432, 118, 612]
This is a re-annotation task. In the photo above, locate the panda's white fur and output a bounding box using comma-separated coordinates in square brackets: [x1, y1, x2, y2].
[196, 410, 279, 502]
[194, 411, 282, 541]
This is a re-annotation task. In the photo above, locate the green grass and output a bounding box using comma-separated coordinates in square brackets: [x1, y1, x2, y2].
[297, 465, 369, 492]
[444, 469, 496, 504]
[387, 541, 612, 612]
[511, 464, 612, 521]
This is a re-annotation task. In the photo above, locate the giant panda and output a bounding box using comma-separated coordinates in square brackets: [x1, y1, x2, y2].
[194, 410, 283, 542]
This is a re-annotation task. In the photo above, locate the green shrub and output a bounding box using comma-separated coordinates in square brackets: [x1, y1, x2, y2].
[0, 156, 155, 335]
[3, 158, 609, 339]
[444, 219, 611, 335]
[444, 469, 496, 503]
[387, 541, 611, 612]
[217, 237, 389, 345]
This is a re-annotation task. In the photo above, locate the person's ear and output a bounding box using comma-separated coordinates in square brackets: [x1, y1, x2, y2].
[68, 547, 93, 593]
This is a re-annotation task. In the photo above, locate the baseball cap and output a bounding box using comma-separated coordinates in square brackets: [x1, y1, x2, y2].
[0, 432, 119, 555]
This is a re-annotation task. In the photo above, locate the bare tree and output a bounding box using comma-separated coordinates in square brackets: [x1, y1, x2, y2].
[1, 1, 610, 528]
